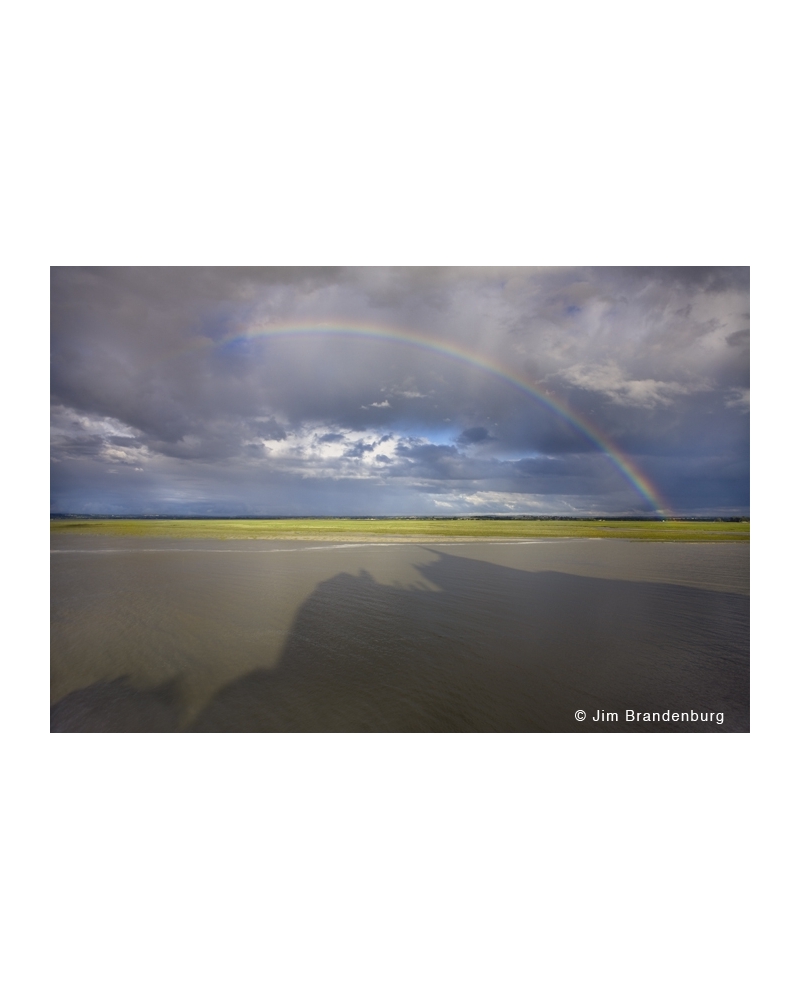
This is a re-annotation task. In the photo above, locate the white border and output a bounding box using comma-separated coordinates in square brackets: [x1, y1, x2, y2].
[7, 2, 789, 997]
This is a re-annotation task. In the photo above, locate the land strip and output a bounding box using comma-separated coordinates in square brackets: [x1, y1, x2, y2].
[50, 519, 750, 542]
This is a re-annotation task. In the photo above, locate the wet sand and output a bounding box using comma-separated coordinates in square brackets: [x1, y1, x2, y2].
[51, 538, 749, 732]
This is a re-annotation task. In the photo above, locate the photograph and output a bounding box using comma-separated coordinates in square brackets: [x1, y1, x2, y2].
[50, 266, 749, 732]
[23, 5, 784, 996]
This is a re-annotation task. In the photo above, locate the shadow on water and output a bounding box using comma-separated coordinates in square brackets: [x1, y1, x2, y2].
[50, 676, 183, 733]
[51, 550, 749, 733]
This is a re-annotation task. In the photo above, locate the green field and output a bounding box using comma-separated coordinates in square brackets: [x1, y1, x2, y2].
[50, 518, 750, 542]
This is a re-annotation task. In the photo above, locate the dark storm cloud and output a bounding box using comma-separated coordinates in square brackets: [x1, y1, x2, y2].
[51, 267, 749, 515]
[606, 266, 749, 294]
[726, 327, 749, 348]
[457, 427, 495, 445]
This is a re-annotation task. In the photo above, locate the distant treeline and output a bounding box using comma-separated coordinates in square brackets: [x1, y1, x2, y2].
[50, 513, 749, 522]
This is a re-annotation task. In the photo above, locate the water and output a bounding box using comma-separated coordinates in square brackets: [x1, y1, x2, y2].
[50, 538, 749, 732]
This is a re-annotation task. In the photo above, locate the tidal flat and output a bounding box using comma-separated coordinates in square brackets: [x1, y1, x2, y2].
[51, 532, 749, 733]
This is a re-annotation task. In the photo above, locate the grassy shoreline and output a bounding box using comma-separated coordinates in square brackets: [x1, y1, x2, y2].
[50, 518, 750, 542]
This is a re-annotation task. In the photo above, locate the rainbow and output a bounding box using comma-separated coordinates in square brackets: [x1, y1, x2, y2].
[215, 321, 672, 516]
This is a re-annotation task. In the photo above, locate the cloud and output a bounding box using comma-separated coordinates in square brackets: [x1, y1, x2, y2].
[51, 267, 749, 515]
[457, 426, 495, 445]
[556, 362, 705, 408]
[458, 492, 553, 512]
[725, 388, 750, 411]
[726, 328, 749, 348]
[252, 417, 287, 440]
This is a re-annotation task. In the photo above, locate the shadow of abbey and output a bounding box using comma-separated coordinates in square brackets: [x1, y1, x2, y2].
[51, 550, 749, 733]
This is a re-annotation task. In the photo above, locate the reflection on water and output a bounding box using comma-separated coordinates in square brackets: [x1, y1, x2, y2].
[50, 539, 749, 732]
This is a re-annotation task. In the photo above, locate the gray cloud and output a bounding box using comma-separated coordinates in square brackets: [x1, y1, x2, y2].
[457, 427, 495, 445]
[51, 267, 749, 515]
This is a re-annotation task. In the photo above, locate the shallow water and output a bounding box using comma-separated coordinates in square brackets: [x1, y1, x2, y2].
[50, 538, 749, 732]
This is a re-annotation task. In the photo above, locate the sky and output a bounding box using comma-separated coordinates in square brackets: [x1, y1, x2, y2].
[50, 267, 749, 517]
